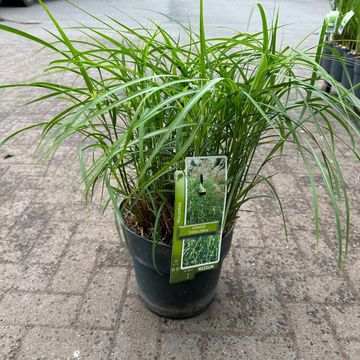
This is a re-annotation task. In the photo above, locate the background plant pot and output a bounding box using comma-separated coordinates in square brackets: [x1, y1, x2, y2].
[330, 44, 346, 82]
[341, 52, 355, 90]
[118, 216, 233, 319]
[320, 42, 334, 74]
[353, 58, 360, 99]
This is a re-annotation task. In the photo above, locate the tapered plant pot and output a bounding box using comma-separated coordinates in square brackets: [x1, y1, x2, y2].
[330, 44, 346, 82]
[320, 42, 334, 93]
[320, 41, 334, 74]
[353, 58, 360, 99]
[341, 52, 355, 90]
[116, 213, 233, 319]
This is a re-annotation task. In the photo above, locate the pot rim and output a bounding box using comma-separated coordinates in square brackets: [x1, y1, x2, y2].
[118, 201, 172, 248]
[118, 200, 235, 250]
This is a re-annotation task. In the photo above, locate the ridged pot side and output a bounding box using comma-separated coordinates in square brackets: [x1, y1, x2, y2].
[353, 58, 360, 99]
[341, 52, 356, 90]
[117, 214, 234, 319]
[330, 44, 347, 82]
[320, 41, 334, 74]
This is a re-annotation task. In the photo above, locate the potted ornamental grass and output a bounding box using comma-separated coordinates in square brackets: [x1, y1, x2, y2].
[335, 0, 360, 91]
[322, 0, 360, 96]
[1, 1, 359, 318]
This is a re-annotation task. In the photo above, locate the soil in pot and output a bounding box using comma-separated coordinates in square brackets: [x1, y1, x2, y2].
[117, 215, 234, 319]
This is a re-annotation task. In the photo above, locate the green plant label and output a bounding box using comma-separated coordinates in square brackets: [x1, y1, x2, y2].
[170, 156, 227, 284]
[338, 11, 354, 35]
[325, 10, 340, 34]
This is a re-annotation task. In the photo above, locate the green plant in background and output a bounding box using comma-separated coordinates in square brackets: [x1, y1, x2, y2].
[335, 0, 360, 53]
[0, 0, 359, 263]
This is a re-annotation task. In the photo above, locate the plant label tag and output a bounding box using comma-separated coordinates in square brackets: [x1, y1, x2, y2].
[324, 11, 340, 34]
[338, 11, 354, 35]
[170, 156, 227, 284]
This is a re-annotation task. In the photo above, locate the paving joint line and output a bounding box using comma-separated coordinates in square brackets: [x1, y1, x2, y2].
[45, 221, 79, 293]
[7, 325, 32, 360]
[322, 303, 350, 360]
[71, 245, 103, 326]
[0, 322, 117, 332]
[106, 268, 131, 360]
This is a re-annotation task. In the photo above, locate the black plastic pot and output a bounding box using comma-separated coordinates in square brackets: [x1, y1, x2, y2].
[320, 42, 334, 74]
[341, 52, 355, 90]
[353, 58, 360, 99]
[118, 216, 233, 318]
[330, 44, 346, 82]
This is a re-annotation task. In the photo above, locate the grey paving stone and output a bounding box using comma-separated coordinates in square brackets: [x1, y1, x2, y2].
[0, 325, 25, 359]
[0, 218, 46, 262]
[294, 227, 339, 275]
[242, 276, 288, 335]
[345, 250, 360, 294]
[0, 165, 9, 177]
[0, 292, 81, 326]
[221, 248, 237, 275]
[284, 201, 319, 230]
[126, 269, 138, 296]
[275, 154, 308, 175]
[2, 124, 42, 145]
[0, 186, 38, 206]
[342, 340, 360, 360]
[19, 201, 55, 224]
[72, 219, 120, 244]
[17, 327, 111, 360]
[278, 274, 356, 304]
[159, 333, 202, 360]
[0, 111, 10, 123]
[110, 295, 160, 360]
[234, 246, 311, 275]
[20, 266, 56, 293]
[0, 263, 54, 292]
[258, 212, 297, 251]
[0, 263, 22, 292]
[327, 305, 360, 339]
[51, 202, 116, 226]
[234, 221, 264, 248]
[288, 303, 343, 359]
[272, 172, 304, 197]
[27, 222, 75, 264]
[51, 202, 90, 222]
[0, 198, 30, 239]
[0, 163, 48, 177]
[0, 144, 38, 164]
[38, 171, 80, 193]
[34, 187, 80, 205]
[51, 240, 98, 293]
[78, 267, 128, 329]
[234, 210, 264, 247]
[97, 241, 132, 267]
[203, 335, 295, 359]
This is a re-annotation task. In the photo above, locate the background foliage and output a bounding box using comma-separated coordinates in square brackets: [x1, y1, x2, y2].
[335, 0, 360, 53]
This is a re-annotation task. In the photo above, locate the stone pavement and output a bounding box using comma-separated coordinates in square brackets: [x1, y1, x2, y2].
[0, 1, 360, 359]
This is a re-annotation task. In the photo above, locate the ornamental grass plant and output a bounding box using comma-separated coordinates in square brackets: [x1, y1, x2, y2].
[1, 0, 359, 263]
[336, 0, 360, 53]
